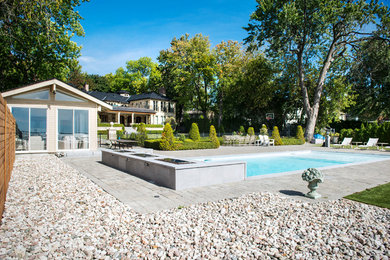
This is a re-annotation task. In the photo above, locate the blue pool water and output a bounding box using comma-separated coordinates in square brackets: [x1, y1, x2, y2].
[194, 151, 390, 177]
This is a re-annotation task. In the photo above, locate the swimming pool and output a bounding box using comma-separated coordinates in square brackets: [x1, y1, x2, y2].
[194, 151, 390, 177]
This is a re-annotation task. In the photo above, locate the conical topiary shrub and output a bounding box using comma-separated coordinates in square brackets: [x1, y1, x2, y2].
[247, 127, 255, 136]
[189, 123, 200, 142]
[271, 126, 283, 145]
[209, 125, 220, 148]
[260, 124, 268, 136]
[239, 126, 245, 136]
[160, 123, 176, 150]
[136, 123, 148, 146]
[296, 125, 305, 142]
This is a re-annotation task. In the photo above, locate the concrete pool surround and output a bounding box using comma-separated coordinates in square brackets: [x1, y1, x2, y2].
[102, 148, 390, 190]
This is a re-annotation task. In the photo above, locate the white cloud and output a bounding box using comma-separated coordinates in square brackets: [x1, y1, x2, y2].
[78, 44, 169, 75]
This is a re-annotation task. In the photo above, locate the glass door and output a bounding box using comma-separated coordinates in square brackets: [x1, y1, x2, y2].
[12, 107, 47, 151]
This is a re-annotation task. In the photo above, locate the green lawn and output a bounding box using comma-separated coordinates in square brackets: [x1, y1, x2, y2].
[344, 182, 390, 209]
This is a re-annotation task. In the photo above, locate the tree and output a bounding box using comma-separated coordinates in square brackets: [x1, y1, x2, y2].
[223, 53, 275, 128]
[160, 123, 175, 151]
[213, 41, 244, 128]
[106, 57, 161, 94]
[296, 125, 305, 142]
[136, 123, 148, 146]
[271, 126, 283, 145]
[260, 124, 268, 136]
[247, 127, 255, 136]
[125, 57, 162, 93]
[158, 34, 217, 122]
[245, 0, 390, 141]
[209, 125, 220, 148]
[348, 40, 390, 120]
[0, 0, 87, 91]
[189, 123, 200, 141]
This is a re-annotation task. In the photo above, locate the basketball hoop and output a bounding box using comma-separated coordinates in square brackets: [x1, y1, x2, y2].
[266, 113, 274, 120]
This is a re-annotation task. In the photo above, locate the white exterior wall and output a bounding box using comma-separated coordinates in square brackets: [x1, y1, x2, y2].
[5, 85, 100, 153]
[130, 99, 175, 125]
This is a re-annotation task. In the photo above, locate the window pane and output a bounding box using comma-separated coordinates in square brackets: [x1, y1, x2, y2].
[30, 108, 47, 150]
[56, 91, 86, 102]
[74, 110, 89, 149]
[12, 107, 29, 151]
[58, 109, 74, 150]
[13, 90, 49, 100]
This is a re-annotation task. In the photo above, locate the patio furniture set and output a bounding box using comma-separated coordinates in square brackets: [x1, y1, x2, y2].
[334, 137, 389, 150]
[223, 135, 274, 146]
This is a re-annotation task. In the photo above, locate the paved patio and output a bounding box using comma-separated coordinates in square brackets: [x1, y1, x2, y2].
[62, 144, 390, 214]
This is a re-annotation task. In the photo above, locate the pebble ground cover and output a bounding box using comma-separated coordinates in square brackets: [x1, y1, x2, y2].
[0, 155, 389, 258]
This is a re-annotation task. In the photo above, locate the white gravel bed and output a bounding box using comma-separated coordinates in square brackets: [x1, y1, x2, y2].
[0, 155, 389, 259]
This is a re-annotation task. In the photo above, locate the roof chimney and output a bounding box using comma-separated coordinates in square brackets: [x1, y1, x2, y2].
[84, 83, 89, 92]
[159, 87, 166, 96]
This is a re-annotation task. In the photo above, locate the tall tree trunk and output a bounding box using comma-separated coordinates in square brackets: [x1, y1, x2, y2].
[299, 38, 338, 141]
[217, 89, 223, 129]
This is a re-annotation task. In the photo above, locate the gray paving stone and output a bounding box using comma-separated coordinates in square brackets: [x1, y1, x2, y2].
[62, 145, 390, 213]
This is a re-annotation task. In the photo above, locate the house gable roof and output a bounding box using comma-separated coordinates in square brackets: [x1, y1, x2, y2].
[1, 79, 112, 109]
[88, 91, 129, 103]
[127, 92, 171, 102]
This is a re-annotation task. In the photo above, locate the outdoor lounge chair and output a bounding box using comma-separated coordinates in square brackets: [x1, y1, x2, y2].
[333, 137, 352, 148]
[358, 138, 379, 149]
[263, 135, 275, 146]
[255, 135, 264, 146]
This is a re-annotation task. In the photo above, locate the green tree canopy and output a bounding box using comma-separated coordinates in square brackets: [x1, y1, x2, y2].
[245, 0, 390, 140]
[348, 40, 390, 120]
[0, 0, 87, 91]
[107, 57, 161, 94]
[158, 34, 217, 122]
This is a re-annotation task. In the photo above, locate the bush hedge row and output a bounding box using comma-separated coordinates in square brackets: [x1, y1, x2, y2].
[132, 124, 163, 128]
[144, 139, 219, 150]
[339, 122, 390, 143]
[281, 137, 305, 145]
[98, 123, 125, 130]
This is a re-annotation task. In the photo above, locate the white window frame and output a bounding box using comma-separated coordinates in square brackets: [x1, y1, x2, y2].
[10, 105, 48, 153]
[56, 108, 90, 151]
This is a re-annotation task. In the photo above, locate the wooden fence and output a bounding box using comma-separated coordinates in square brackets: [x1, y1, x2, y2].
[0, 94, 15, 222]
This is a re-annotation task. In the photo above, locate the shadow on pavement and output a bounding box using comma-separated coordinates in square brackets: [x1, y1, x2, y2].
[279, 190, 306, 197]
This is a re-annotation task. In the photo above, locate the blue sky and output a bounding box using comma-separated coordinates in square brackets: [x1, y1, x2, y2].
[74, 0, 258, 75]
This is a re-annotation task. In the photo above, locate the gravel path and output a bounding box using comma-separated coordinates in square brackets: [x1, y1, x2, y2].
[0, 155, 389, 259]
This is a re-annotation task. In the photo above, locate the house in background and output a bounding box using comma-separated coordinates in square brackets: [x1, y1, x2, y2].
[1, 79, 112, 153]
[88, 88, 176, 126]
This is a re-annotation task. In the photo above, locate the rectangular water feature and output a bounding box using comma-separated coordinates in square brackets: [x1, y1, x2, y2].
[101, 149, 246, 190]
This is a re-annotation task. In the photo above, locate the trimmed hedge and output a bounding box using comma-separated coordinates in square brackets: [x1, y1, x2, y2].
[189, 123, 200, 141]
[144, 139, 162, 150]
[97, 130, 107, 135]
[147, 130, 163, 134]
[176, 141, 216, 150]
[98, 123, 125, 130]
[132, 124, 163, 128]
[160, 123, 176, 151]
[296, 125, 305, 142]
[339, 122, 390, 143]
[144, 139, 218, 150]
[271, 126, 283, 145]
[281, 137, 305, 145]
[209, 125, 220, 148]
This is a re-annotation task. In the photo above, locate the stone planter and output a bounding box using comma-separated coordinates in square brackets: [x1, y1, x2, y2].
[306, 179, 322, 199]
